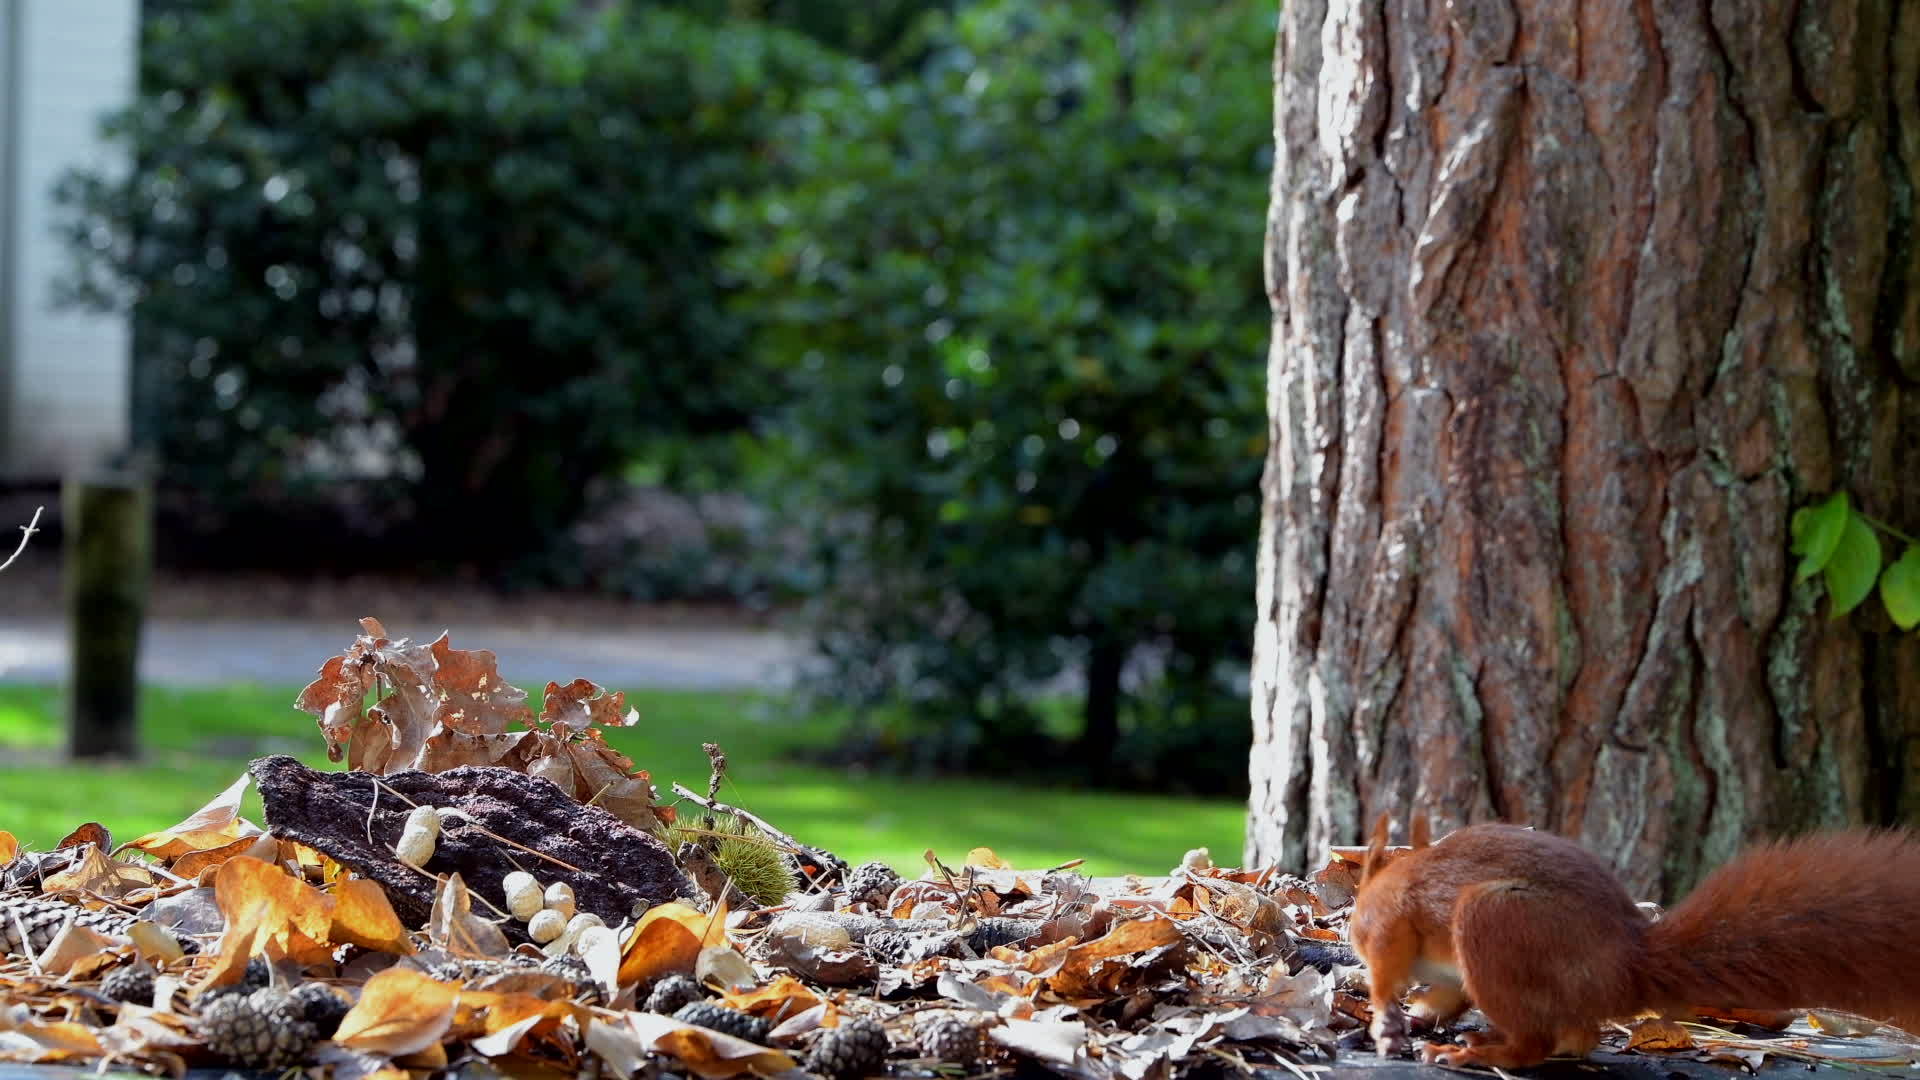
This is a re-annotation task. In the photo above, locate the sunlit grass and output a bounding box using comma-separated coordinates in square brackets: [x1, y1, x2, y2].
[0, 684, 1245, 875]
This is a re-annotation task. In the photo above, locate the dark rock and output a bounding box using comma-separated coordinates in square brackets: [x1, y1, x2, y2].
[249, 755, 694, 933]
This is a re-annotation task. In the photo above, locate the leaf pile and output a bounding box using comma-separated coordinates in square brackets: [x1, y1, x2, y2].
[0, 616, 1389, 1077]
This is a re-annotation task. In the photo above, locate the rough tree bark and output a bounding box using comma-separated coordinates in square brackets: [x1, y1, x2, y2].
[1249, 0, 1920, 898]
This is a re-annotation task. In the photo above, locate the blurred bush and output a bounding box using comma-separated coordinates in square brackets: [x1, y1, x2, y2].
[720, 0, 1273, 790]
[59, 0, 848, 566]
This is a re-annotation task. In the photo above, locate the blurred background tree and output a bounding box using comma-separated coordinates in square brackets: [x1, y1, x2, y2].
[719, 0, 1272, 790]
[57, 0, 1274, 794]
[60, 0, 848, 566]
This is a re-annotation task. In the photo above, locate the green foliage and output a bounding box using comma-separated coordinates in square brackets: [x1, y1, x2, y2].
[1790, 491, 1920, 628]
[59, 0, 849, 562]
[664, 0, 956, 69]
[719, 0, 1275, 788]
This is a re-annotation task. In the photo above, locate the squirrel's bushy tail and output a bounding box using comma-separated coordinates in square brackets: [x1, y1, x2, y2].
[1644, 829, 1920, 1032]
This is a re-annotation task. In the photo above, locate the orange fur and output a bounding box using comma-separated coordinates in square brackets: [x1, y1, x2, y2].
[1349, 824, 1920, 1068]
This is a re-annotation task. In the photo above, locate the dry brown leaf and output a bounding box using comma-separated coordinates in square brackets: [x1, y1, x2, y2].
[122, 773, 254, 859]
[0, 1010, 105, 1062]
[0, 831, 18, 864]
[212, 855, 334, 964]
[41, 844, 155, 898]
[721, 974, 822, 1020]
[1043, 916, 1185, 1000]
[335, 966, 459, 1057]
[330, 877, 415, 955]
[173, 833, 277, 880]
[33, 922, 120, 975]
[539, 678, 639, 735]
[428, 872, 509, 957]
[57, 822, 110, 850]
[1625, 1017, 1694, 1052]
[618, 901, 728, 986]
[627, 1010, 798, 1078]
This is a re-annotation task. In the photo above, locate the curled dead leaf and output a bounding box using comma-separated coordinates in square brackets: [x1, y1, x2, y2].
[1625, 1017, 1694, 1053]
[617, 900, 729, 987]
[334, 966, 459, 1057]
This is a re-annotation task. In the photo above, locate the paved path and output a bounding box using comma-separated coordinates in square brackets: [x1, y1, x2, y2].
[0, 616, 805, 691]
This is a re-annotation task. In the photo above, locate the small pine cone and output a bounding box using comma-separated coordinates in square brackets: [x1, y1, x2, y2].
[427, 959, 475, 984]
[843, 862, 902, 908]
[100, 963, 156, 1006]
[966, 917, 1041, 952]
[200, 988, 318, 1069]
[673, 1001, 772, 1044]
[240, 955, 272, 990]
[540, 953, 605, 1005]
[809, 1016, 889, 1079]
[646, 973, 704, 1015]
[289, 981, 352, 1034]
[865, 929, 913, 966]
[913, 1012, 984, 1066]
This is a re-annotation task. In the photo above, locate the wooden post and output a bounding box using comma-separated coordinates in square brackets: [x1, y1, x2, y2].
[65, 473, 149, 760]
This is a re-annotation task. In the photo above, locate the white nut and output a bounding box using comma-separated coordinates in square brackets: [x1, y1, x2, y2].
[543, 882, 576, 920]
[395, 822, 437, 868]
[403, 804, 444, 836]
[503, 871, 544, 920]
[527, 908, 567, 944]
[574, 924, 617, 958]
[565, 912, 604, 935]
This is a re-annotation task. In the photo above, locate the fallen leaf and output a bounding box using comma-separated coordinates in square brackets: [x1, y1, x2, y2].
[40, 844, 154, 898]
[34, 922, 119, 975]
[57, 823, 109, 851]
[618, 901, 727, 986]
[122, 772, 254, 859]
[172, 833, 277, 880]
[628, 1009, 797, 1078]
[1626, 1017, 1694, 1052]
[0, 832, 17, 864]
[331, 877, 415, 954]
[334, 966, 459, 1057]
[539, 679, 639, 735]
[126, 921, 186, 965]
[722, 974, 822, 1021]
[429, 873, 509, 957]
[212, 855, 334, 964]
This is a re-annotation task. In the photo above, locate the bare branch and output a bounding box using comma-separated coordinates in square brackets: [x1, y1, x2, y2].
[0, 506, 43, 574]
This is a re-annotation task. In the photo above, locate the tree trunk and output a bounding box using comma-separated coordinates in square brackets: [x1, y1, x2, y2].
[1079, 637, 1127, 774]
[66, 475, 150, 761]
[1249, 0, 1920, 898]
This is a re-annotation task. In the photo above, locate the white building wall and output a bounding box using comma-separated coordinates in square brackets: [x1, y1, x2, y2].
[1, 0, 137, 479]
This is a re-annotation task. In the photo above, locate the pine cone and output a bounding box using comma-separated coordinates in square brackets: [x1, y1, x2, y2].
[0, 892, 138, 956]
[200, 988, 318, 1069]
[843, 862, 902, 908]
[645, 973, 704, 1015]
[865, 929, 913, 966]
[966, 917, 1041, 952]
[200, 954, 274, 1001]
[100, 963, 156, 1006]
[913, 1012, 985, 1066]
[673, 1000, 772, 1044]
[289, 981, 352, 1034]
[541, 952, 605, 1005]
[809, 1016, 888, 1078]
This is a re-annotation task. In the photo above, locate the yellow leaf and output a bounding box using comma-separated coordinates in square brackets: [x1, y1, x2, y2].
[0, 831, 18, 864]
[964, 847, 1011, 870]
[334, 967, 458, 1057]
[330, 877, 415, 955]
[121, 773, 253, 859]
[617, 901, 729, 987]
[211, 855, 334, 963]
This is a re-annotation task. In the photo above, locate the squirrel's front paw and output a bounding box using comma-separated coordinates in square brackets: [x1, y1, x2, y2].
[1418, 1040, 1474, 1067]
[1370, 1006, 1412, 1058]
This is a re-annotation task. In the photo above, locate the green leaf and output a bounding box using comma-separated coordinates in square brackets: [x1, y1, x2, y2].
[1881, 546, 1920, 631]
[1824, 513, 1882, 619]
[1790, 491, 1850, 582]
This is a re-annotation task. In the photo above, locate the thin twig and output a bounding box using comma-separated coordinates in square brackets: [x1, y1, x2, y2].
[669, 783, 806, 856]
[0, 506, 42, 574]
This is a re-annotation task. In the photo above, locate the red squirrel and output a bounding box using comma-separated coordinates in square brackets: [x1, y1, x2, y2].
[1347, 815, 1920, 1068]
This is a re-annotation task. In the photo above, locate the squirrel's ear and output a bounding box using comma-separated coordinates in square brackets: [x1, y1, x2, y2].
[1410, 813, 1432, 850]
[1361, 812, 1392, 883]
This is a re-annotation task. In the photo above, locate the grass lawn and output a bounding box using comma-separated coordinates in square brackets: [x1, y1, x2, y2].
[0, 684, 1247, 876]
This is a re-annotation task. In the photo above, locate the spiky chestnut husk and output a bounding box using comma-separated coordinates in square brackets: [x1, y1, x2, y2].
[646, 973, 705, 1015]
[809, 1016, 889, 1079]
[673, 1000, 772, 1044]
[673, 814, 799, 907]
[199, 988, 317, 1069]
[100, 964, 156, 1005]
[843, 862, 902, 909]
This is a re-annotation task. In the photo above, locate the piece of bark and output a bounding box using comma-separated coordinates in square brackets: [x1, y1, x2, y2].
[249, 755, 694, 932]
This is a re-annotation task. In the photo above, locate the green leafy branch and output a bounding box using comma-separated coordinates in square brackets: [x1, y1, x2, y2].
[1790, 492, 1920, 628]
